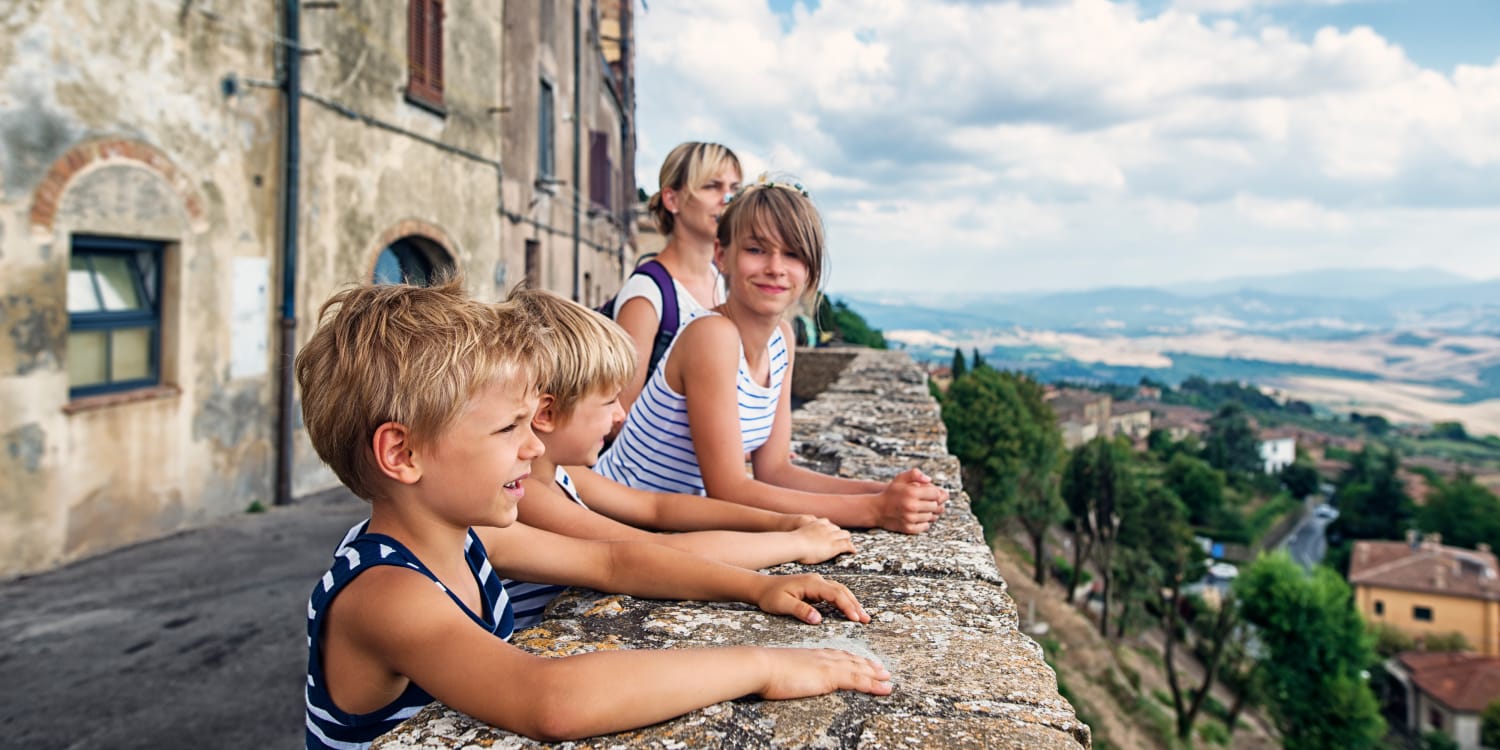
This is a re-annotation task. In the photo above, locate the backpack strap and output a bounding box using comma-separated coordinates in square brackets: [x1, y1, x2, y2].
[633, 260, 680, 380]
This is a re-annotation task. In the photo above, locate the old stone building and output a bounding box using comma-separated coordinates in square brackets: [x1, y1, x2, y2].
[0, 0, 634, 577]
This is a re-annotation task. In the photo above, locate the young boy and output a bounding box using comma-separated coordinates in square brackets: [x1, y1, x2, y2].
[298, 280, 891, 749]
[504, 288, 857, 627]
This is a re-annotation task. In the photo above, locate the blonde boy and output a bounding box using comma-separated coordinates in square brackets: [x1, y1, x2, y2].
[298, 280, 890, 749]
[504, 288, 858, 627]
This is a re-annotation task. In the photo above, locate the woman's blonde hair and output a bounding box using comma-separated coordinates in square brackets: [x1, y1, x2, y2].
[506, 286, 635, 419]
[716, 176, 827, 303]
[647, 141, 742, 236]
[295, 278, 553, 500]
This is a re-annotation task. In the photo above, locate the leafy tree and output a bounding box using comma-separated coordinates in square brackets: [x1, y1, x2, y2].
[951, 347, 967, 380]
[1235, 553, 1385, 750]
[1481, 698, 1500, 749]
[971, 347, 986, 371]
[1432, 421, 1469, 441]
[1060, 437, 1135, 631]
[1280, 458, 1321, 499]
[1165, 453, 1226, 529]
[1417, 475, 1500, 551]
[1118, 480, 1235, 740]
[1421, 731, 1459, 750]
[1331, 444, 1412, 545]
[817, 297, 887, 349]
[942, 368, 1064, 583]
[1204, 402, 1262, 477]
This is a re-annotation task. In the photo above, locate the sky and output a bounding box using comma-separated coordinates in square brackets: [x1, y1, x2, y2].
[632, 0, 1500, 295]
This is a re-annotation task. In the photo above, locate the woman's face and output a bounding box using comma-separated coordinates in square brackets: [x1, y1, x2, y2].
[670, 164, 741, 241]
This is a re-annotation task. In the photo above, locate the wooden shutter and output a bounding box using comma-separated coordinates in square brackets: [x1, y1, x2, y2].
[407, 0, 444, 108]
[589, 131, 610, 211]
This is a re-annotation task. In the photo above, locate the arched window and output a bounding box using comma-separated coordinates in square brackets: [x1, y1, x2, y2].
[373, 236, 452, 286]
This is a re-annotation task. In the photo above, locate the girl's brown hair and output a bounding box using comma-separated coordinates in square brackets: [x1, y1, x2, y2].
[715, 177, 827, 303]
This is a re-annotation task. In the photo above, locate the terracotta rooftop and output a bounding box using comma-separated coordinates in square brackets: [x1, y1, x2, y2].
[1349, 537, 1500, 601]
[1398, 651, 1500, 713]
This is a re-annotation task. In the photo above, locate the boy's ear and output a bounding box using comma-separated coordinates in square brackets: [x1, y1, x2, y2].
[532, 394, 558, 434]
[372, 422, 422, 484]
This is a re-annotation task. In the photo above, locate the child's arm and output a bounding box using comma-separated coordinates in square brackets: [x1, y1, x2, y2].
[518, 473, 855, 568]
[480, 522, 870, 624]
[674, 319, 948, 534]
[568, 465, 817, 532]
[332, 566, 890, 742]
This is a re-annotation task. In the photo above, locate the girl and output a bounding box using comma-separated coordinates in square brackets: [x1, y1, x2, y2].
[596, 177, 948, 534]
[611, 142, 742, 412]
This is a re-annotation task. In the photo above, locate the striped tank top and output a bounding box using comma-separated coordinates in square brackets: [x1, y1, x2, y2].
[503, 466, 589, 630]
[306, 523, 513, 750]
[596, 313, 787, 495]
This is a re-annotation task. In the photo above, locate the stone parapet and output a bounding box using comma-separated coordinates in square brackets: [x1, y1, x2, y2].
[376, 348, 1090, 749]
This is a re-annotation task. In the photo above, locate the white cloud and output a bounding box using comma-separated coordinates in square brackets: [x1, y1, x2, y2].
[634, 0, 1500, 292]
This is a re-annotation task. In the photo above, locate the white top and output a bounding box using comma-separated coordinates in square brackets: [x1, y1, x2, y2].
[610, 271, 722, 331]
[596, 312, 788, 496]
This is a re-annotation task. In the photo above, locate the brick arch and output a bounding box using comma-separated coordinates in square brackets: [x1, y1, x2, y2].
[28, 139, 208, 239]
[365, 219, 461, 281]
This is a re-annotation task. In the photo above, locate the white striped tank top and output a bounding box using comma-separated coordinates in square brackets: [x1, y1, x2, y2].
[596, 313, 787, 495]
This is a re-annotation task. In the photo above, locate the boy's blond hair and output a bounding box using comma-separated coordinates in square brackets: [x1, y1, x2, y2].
[296, 279, 552, 500]
[507, 286, 635, 419]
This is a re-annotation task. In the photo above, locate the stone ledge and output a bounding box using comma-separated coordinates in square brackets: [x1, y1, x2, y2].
[375, 348, 1089, 749]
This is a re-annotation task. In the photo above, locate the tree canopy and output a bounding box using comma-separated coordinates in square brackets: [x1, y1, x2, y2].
[1235, 553, 1385, 750]
[942, 367, 1064, 582]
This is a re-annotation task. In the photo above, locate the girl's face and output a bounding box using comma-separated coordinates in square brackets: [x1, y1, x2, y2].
[669, 164, 741, 241]
[718, 224, 809, 319]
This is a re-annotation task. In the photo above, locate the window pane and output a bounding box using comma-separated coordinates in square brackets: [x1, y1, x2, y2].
[68, 256, 102, 313]
[92, 255, 144, 311]
[373, 249, 405, 285]
[69, 330, 108, 387]
[111, 327, 152, 381]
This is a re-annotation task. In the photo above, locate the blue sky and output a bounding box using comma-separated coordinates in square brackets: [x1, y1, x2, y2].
[634, 0, 1500, 294]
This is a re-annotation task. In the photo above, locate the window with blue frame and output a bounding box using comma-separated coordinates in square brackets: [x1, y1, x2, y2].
[67, 235, 163, 397]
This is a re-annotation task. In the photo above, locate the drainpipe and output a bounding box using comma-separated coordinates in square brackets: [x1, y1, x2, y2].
[571, 0, 583, 302]
[274, 0, 303, 506]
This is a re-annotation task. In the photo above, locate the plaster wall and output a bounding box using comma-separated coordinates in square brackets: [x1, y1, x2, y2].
[289, 1, 510, 494]
[1358, 584, 1500, 656]
[0, 1, 280, 576]
[501, 1, 626, 306]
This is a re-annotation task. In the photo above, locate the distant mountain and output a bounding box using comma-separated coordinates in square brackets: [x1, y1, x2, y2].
[838, 270, 1500, 337]
[1164, 267, 1476, 300]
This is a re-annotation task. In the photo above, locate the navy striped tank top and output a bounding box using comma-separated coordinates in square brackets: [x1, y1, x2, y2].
[306, 523, 513, 749]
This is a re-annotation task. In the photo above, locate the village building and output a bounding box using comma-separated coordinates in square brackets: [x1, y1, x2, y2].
[1351, 535, 1500, 656]
[1257, 428, 1298, 474]
[0, 0, 635, 578]
[1386, 651, 1500, 750]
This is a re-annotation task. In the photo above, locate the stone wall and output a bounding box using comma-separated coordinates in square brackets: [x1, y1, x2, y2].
[377, 349, 1090, 749]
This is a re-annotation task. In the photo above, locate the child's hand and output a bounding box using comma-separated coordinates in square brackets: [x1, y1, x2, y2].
[754, 573, 870, 624]
[757, 647, 893, 700]
[779, 513, 824, 532]
[792, 518, 856, 564]
[875, 468, 949, 534]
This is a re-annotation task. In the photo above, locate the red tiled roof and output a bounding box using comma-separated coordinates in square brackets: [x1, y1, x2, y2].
[1398, 652, 1500, 713]
[1349, 540, 1500, 601]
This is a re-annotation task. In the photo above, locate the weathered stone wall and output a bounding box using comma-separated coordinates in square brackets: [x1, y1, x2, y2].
[0, 1, 634, 577]
[0, 1, 280, 576]
[377, 349, 1090, 749]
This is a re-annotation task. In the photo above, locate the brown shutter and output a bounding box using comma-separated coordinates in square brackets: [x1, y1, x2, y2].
[589, 131, 609, 211]
[407, 0, 443, 108]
